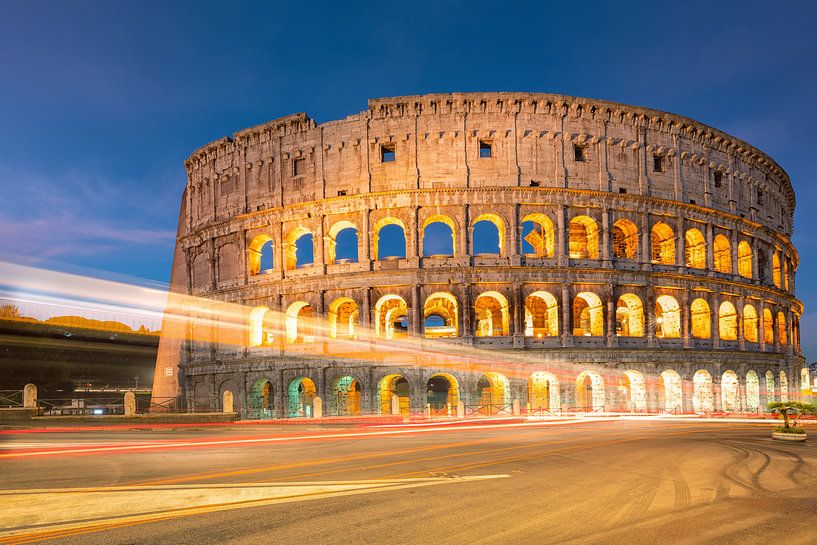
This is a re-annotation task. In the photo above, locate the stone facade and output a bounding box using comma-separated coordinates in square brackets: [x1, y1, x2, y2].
[151, 92, 806, 418]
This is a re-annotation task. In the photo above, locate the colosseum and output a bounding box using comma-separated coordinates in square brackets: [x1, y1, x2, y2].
[151, 92, 808, 419]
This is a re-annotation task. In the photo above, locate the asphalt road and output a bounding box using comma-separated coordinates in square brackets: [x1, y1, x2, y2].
[1, 419, 816, 545]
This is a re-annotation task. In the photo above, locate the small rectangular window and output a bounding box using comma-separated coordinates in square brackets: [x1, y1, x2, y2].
[337, 189, 347, 197]
[619, 187, 627, 194]
[529, 180, 540, 187]
[653, 155, 664, 173]
[479, 140, 492, 158]
[689, 199, 696, 205]
[381, 143, 395, 163]
[573, 144, 587, 162]
[713, 171, 723, 188]
[293, 157, 305, 176]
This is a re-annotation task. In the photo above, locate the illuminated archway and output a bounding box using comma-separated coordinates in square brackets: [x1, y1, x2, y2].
[743, 305, 758, 343]
[285, 226, 314, 270]
[693, 370, 714, 413]
[718, 301, 738, 341]
[777, 311, 787, 346]
[780, 370, 789, 402]
[522, 213, 555, 258]
[422, 214, 456, 257]
[783, 259, 790, 290]
[287, 377, 316, 418]
[713, 234, 732, 274]
[326, 220, 358, 264]
[721, 370, 739, 412]
[569, 216, 599, 259]
[248, 378, 273, 419]
[524, 291, 559, 337]
[331, 375, 362, 416]
[328, 297, 359, 340]
[248, 234, 274, 275]
[373, 217, 407, 260]
[690, 298, 711, 339]
[423, 292, 458, 338]
[737, 241, 752, 278]
[285, 301, 313, 344]
[611, 219, 639, 260]
[621, 370, 647, 411]
[746, 370, 760, 412]
[474, 291, 509, 337]
[377, 374, 410, 415]
[528, 372, 560, 412]
[654, 295, 681, 338]
[248, 306, 275, 347]
[471, 213, 506, 256]
[576, 370, 605, 411]
[763, 308, 774, 344]
[615, 294, 644, 337]
[685, 228, 706, 269]
[765, 370, 776, 403]
[476, 372, 511, 413]
[427, 373, 459, 415]
[650, 222, 675, 265]
[573, 292, 604, 336]
[374, 295, 408, 339]
[659, 370, 683, 413]
[772, 252, 782, 288]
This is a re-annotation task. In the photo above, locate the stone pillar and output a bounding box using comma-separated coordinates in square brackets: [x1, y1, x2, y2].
[361, 288, 371, 340]
[509, 203, 521, 265]
[124, 391, 136, 416]
[461, 283, 473, 340]
[737, 295, 746, 351]
[681, 289, 691, 348]
[758, 299, 767, 352]
[410, 206, 420, 259]
[711, 294, 720, 349]
[313, 396, 323, 418]
[606, 288, 616, 347]
[222, 390, 234, 413]
[512, 283, 523, 346]
[360, 209, 371, 265]
[391, 394, 401, 416]
[676, 216, 686, 268]
[640, 213, 650, 267]
[705, 223, 715, 273]
[512, 399, 521, 416]
[561, 284, 573, 347]
[601, 208, 611, 266]
[411, 284, 421, 337]
[557, 205, 568, 266]
[23, 383, 37, 409]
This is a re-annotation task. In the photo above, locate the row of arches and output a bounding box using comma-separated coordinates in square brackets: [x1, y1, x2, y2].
[247, 291, 797, 347]
[245, 214, 793, 289]
[237, 367, 795, 418]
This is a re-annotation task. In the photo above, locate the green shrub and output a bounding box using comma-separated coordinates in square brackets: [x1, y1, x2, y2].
[774, 425, 806, 434]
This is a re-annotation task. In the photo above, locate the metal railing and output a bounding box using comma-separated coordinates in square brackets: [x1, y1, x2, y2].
[38, 397, 125, 416]
[464, 403, 513, 416]
[0, 390, 23, 408]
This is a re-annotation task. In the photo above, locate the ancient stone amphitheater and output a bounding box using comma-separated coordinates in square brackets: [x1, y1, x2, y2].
[151, 92, 806, 419]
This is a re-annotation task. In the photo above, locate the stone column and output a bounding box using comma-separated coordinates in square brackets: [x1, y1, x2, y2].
[711, 294, 720, 349]
[681, 289, 691, 348]
[601, 208, 611, 266]
[561, 284, 573, 347]
[509, 203, 521, 265]
[737, 295, 746, 351]
[360, 208, 371, 266]
[512, 283, 523, 347]
[557, 205, 568, 266]
[676, 216, 686, 268]
[606, 288, 616, 347]
[461, 283, 473, 340]
[758, 299, 767, 352]
[411, 206, 420, 260]
[640, 213, 650, 267]
[705, 223, 715, 273]
[411, 284, 421, 337]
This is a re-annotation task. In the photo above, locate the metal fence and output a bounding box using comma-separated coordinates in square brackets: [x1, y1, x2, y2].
[0, 390, 23, 408]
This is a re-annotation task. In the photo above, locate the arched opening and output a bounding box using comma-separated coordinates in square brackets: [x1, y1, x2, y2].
[780, 370, 789, 402]
[285, 301, 313, 344]
[326, 220, 358, 264]
[193, 383, 212, 412]
[685, 228, 706, 269]
[328, 297, 359, 340]
[423, 292, 458, 338]
[765, 370, 776, 403]
[621, 370, 646, 411]
[524, 291, 559, 337]
[528, 372, 560, 412]
[522, 213, 555, 258]
[248, 234, 274, 275]
[427, 373, 459, 415]
[569, 216, 599, 259]
[758, 249, 769, 284]
[248, 379, 273, 419]
[737, 241, 752, 278]
[474, 291, 510, 337]
[422, 214, 456, 257]
[331, 376, 362, 416]
[746, 370, 760, 412]
[476, 372, 511, 413]
[576, 371, 605, 411]
[374, 295, 409, 339]
[777, 311, 787, 346]
[472, 213, 505, 256]
[783, 259, 790, 291]
[374, 218, 407, 260]
[654, 295, 681, 338]
[615, 294, 644, 337]
[611, 219, 639, 260]
[793, 313, 801, 348]
[721, 370, 740, 412]
[690, 298, 711, 339]
[772, 252, 782, 288]
[286, 227, 314, 270]
[713, 234, 732, 274]
[763, 308, 774, 344]
[287, 377, 316, 418]
[573, 292, 604, 337]
[718, 301, 738, 341]
[743, 304, 758, 343]
[650, 222, 675, 265]
[658, 370, 683, 413]
[378, 374, 410, 415]
[693, 370, 714, 413]
[248, 306, 275, 347]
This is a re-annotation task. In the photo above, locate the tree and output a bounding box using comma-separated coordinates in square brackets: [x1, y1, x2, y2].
[768, 401, 816, 432]
[0, 304, 21, 319]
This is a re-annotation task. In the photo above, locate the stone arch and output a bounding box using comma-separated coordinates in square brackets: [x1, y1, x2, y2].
[783, 258, 790, 290]
[373, 217, 407, 260]
[474, 291, 510, 337]
[287, 377, 317, 418]
[737, 241, 752, 278]
[248, 306, 275, 347]
[422, 214, 456, 257]
[193, 382, 212, 411]
[690, 298, 711, 339]
[772, 252, 782, 288]
[576, 370, 605, 411]
[611, 219, 639, 260]
[377, 374, 411, 415]
[777, 311, 787, 346]
[685, 228, 706, 269]
[765, 370, 776, 403]
[763, 308, 774, 344]
[328, 297, 359, 340]
[521, 213, 555, 258]
[654, 295, 681, 338]
[693, 370, 714, 413]
[659, 370, 683, 413]
[248, 234, 274, 275]
[218, 379, 240, 413]
[427, 373, 460, 415]
[524, 290, 559, 337]
[746, 370, 760, 412]
[471, 212, 506, 256]
[573, 292, 604, 337]
[743, 304, 758, 343]
[721, 370, 740, 412]
[374, 294, 408, 339]
[569, 215, 600, 259]
[718, 301, 738, 341]
[285, 226, 314, 270]
[476, 372, 512, 413]
[331, 375, 363, 416]
[780, 370, 789, 402]
[615, 293, 644, 337]
[216, 242, 240, 283]
[326, 220, 358, 264]
[248, 378, 274, 419]
[424, 292, 459, 338]
[528, 371, 560, 412]
[621, 370, 647, 411]
[285, 301, 313, 344]
[713, 234, 732, 274]
[650, 222, 675, 265]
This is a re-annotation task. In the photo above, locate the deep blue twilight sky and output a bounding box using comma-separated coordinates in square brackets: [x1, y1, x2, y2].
[1, 1, 815, 358]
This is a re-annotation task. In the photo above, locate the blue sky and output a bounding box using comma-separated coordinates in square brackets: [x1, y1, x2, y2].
[1, 0, 815, 357]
